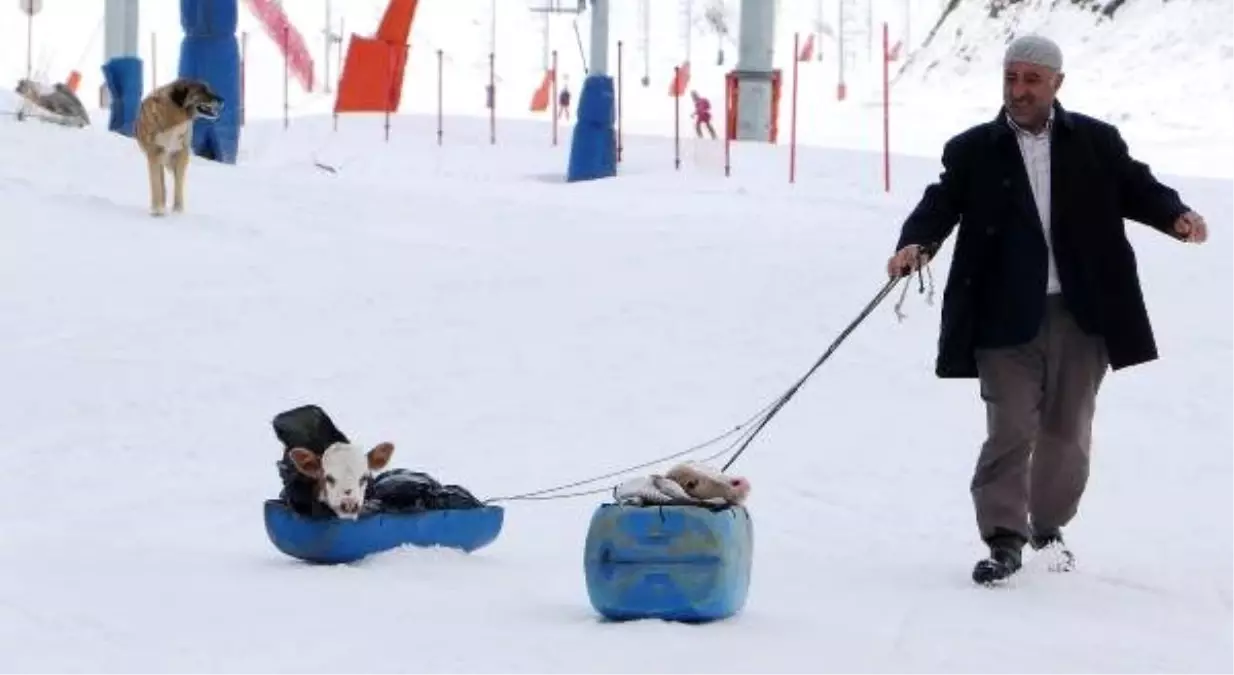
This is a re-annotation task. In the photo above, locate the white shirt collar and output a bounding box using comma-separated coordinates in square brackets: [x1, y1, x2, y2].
[1006, 105, 1055, 138]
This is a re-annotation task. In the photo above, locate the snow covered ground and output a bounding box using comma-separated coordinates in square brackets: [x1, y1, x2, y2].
[0, 79, 1231, 670]
[1, 0, 1232, 671]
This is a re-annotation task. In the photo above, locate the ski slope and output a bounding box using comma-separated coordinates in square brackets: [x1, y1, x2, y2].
[0, 84, 1231, 670]
[895, 0, 1234, 179]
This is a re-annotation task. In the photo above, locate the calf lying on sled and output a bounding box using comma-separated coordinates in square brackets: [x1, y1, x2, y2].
[612, 461, 751, 508]
[273, 404, 484, 519]
[265, 404, 502, 563]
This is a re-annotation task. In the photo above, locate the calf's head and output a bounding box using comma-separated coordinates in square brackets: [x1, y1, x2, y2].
[665, 463, 751, 505]
[287, 442, 394, 519]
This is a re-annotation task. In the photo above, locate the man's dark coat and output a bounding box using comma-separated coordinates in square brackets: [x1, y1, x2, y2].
[896, 100, 1190, 378]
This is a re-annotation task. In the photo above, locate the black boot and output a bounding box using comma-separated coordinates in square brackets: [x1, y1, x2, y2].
[972, 531, 1025, 585]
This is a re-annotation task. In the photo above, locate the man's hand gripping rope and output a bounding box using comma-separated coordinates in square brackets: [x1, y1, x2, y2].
[886, 244, 937, 321]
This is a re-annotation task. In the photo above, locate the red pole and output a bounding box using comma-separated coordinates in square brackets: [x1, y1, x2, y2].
[882, 22, 890, 193]
[283, 25, 290, 130]
[673, 66, 681, 170]
[790, 32, 800, 184]
[437, 49, 444, 145]
[617, 40, 624, 163]
[551, 49, 558, 146]
[151, 33, 158, 88]
[489, 51, 496, 145]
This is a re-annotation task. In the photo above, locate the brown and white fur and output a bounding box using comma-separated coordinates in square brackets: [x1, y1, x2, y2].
[287, 441, 395, 519]
[665, 462, 751, 505]
[133, 78, 223, 217]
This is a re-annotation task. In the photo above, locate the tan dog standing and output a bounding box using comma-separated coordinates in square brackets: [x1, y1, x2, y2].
[133, 78, 223, 216]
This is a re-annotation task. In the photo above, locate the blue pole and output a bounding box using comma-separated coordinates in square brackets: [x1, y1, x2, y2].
[179, 0, 242, 164]
[565, 0, 617, 182]
[102, 0, 142, 136]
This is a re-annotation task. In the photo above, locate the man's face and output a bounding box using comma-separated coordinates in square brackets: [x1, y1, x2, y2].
[1003, 61, 1063, 131]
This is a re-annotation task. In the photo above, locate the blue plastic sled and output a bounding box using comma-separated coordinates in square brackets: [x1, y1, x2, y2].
[583, 503, 754, 622]
[263, 500, 504, 564]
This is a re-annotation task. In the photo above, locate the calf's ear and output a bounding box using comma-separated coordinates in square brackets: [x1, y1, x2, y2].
[367, 442, 395, 471]
[288, 447, 323, 479]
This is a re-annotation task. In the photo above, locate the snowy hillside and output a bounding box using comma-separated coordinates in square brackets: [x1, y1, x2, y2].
[893, 0, 1234, 169]
[1, 65, 1232, 671]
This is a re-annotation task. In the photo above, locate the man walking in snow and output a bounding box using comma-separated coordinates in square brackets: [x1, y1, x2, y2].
[886, 35, 1208, 584]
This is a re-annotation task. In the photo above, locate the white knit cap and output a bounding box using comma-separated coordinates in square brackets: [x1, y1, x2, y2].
[1004, 34, 1063, 70]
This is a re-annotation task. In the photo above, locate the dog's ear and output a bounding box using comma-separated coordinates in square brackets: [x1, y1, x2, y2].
[367, 442, 394, 471]
[168, 83, 190, 108]
[288, 447, 323, 479]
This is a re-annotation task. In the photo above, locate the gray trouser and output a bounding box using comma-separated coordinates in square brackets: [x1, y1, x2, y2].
[971, 295, 1109, 544]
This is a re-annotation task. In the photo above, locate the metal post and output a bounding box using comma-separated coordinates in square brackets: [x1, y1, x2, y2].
[639, 0, 650, 86]
[489, 51, 496, 144]
[242, 31, 248, 127]
[790, 33, 799, 184]
[26, 10, 33, 83]
[384, 43, 392, 143]
[551, 49, 558, 146]
[673, 65, 681, 170]
[837, 0, 847, 100]
[734, 0, 777, 141]
[437, 48, 443, 145]
[883, 22, 890, 193]
[723, 74, 731, 176]
[617, 40, 623, 163]
[589, 0, 609, 75]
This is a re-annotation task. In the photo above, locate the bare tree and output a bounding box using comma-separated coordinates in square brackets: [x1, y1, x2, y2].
[702, 0, 733, 65]
[703, 0, 730, 37]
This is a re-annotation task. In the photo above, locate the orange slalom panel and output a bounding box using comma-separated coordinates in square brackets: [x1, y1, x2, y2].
[334, 0, 420, 113]
[798, 34, 815, 62]
[334, 36, 408, 113]
[529, 70, 554, 112]
[376, 0, 420, 45]
[668, 61, 690, 97]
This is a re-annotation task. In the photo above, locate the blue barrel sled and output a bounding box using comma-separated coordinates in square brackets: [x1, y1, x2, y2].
[265, 404, 504, 564]
[583, 503, 754, 622]
[264, 499, 504, 564]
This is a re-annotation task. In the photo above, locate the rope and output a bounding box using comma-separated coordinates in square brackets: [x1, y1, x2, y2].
[720, 274, 903, 472]
[485, 271, 931, 505]
[893, 254, 935, 322]
[481, 397, 781, 504]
